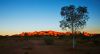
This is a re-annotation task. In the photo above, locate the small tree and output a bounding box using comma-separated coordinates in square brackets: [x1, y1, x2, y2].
[60, 5, 89, 48]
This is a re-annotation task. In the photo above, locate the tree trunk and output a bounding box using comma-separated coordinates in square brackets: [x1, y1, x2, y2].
[72, 21, 75, 48]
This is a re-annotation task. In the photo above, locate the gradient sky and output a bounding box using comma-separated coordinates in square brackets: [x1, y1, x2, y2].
[0, 0, 100, 35]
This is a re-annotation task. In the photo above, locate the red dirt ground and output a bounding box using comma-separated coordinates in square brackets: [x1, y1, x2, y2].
[0, 40, 100, 54]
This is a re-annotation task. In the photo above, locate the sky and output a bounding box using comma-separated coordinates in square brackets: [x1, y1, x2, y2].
[0, 0, 100, 35]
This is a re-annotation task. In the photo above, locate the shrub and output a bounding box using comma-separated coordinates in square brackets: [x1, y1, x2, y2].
[58, 36, 69, 40]
[44, 36, 54, 45]
[93, 40, 100, 46]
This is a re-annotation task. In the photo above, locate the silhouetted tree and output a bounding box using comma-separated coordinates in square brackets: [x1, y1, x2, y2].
[60, 5, 89, 48]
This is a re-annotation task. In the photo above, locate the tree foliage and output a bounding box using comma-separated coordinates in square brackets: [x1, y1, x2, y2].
[60, 5, 89, 33]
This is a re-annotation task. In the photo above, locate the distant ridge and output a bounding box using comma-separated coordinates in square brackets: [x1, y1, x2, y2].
[18, 30, 91, 36]
[0, 30, 93, 36]
[19, 30, 71, 36]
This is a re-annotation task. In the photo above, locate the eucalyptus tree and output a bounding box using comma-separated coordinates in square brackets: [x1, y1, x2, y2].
[60, 5, 89, 48]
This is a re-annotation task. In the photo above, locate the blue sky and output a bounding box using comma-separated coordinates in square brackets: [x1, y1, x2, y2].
[0, 0, 100, 35]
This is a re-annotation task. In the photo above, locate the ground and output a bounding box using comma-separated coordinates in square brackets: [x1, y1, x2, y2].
[0, 39, 100, 54]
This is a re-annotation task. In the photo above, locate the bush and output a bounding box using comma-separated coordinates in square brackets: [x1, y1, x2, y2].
[58, 36, 69, 40]
[44, 36, 54, 45]
[93, 40, 100, 46]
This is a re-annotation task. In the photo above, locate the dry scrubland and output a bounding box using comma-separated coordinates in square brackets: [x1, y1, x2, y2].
[0, 35, 100, 54]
